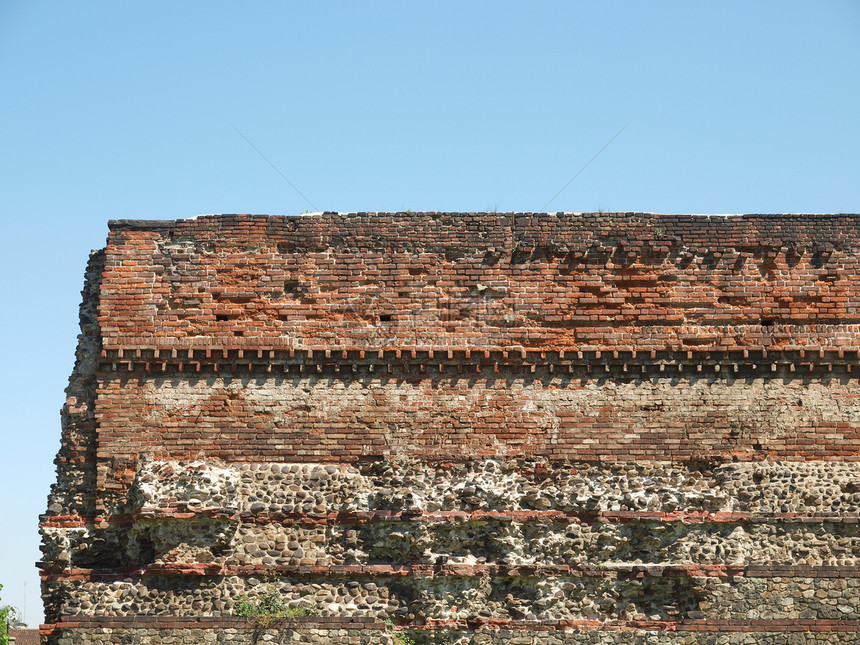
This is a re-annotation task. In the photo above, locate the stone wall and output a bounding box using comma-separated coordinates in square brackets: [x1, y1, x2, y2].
[41, 213, 860, 643]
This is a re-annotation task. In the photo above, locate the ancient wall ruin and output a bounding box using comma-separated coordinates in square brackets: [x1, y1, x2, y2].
[41, 212, 860, 643]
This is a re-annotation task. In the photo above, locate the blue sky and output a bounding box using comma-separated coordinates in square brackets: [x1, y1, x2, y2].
[1, 1, 858, 625]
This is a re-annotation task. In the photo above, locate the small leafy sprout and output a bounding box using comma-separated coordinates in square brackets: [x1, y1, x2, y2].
[384, 617, 417, 645]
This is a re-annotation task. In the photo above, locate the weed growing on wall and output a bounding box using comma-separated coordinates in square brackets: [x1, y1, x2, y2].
[384, 618, 417, 645]
[234, 587, 318, 628]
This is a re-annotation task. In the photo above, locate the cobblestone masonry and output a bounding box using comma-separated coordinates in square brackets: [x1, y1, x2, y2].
[41, 213, 860, 643]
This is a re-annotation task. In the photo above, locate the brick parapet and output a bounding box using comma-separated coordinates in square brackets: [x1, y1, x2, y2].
[97, 212, 860, 350]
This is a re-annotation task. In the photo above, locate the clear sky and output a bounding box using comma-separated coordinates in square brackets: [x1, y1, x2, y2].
[1, 1, 858, 626]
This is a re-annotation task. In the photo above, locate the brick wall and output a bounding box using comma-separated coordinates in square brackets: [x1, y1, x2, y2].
[41, 213, 860, 644]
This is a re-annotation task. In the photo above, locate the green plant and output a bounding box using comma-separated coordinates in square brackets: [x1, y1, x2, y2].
[234, 586, 318, 627]
[384, 617, 416, 645]
[0, 584, 11, 645]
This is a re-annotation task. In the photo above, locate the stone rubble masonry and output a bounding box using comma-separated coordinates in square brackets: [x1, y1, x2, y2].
[41, 213, 860, 644]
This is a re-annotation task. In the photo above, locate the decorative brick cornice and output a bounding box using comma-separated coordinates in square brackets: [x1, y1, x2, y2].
[97, 343, 860, 379]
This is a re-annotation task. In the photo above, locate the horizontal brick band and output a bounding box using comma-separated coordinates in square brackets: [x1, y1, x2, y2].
[40, 562, 860, 582]
[38, 508, 860, 530]
[42, 615, 860, 633]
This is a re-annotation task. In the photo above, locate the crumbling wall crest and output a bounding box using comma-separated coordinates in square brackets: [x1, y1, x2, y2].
[45, 249, 105, 518]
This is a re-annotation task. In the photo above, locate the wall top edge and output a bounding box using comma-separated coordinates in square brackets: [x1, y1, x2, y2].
[107, 212, 860, 231]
